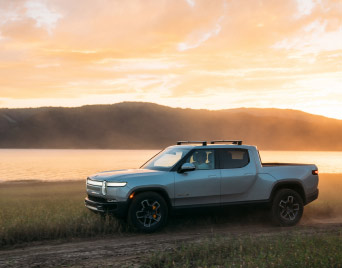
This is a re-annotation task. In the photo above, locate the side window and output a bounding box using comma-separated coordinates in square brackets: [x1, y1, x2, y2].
[220, 149, 249, 169]
[185, 150, 215, 170]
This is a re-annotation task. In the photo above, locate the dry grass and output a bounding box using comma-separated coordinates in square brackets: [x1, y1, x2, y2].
[0, 181, 126, 247]
[143, 231, 342, 268]
[0, 174, 341, 248]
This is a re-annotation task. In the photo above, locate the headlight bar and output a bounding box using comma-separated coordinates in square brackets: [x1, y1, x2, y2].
[107, 182, 127, 187]
[87, 179, 102, 186]
[87, 178, 127, 188]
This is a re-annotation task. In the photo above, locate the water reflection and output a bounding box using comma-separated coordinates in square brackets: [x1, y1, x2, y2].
[0, 149, 341, 182]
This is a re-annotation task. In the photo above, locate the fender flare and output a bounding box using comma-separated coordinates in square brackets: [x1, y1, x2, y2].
[269, 180, 306, 204]
[127, 186, 173, 209]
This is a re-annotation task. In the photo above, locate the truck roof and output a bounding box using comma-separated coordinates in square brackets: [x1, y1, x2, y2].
[168, 140, 256, 150]
[169, 144, 256, 150]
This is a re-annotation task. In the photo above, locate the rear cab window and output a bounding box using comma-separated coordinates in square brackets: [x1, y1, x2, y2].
[219, 149, 250, 169]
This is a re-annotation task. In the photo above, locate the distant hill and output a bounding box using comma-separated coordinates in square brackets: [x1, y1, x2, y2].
[1, 102, 342, 150]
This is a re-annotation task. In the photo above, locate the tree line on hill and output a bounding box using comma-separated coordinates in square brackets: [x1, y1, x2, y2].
[0, 102, 341, 150]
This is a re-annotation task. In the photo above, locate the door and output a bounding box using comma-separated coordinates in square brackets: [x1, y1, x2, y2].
[219, 149, 257, 203]
[174, 149, 220, 207]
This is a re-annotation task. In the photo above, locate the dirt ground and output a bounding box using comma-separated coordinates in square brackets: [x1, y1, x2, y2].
[1, 218, 342, 268]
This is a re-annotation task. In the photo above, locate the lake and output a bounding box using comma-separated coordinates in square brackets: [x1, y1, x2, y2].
[0, 149, 341, 182]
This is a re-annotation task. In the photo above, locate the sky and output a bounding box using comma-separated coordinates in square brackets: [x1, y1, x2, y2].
[0, 0, 342, 119]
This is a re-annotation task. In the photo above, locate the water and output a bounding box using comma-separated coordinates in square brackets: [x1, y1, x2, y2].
[0, 149, 158, 182]
[260, 151, 342, 174]
[0, 149, 341, 182]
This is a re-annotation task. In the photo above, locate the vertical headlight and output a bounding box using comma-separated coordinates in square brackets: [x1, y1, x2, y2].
[101, 181, 107, 195]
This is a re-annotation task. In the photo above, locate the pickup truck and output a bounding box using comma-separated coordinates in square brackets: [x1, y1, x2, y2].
[85, 140, 319, 232]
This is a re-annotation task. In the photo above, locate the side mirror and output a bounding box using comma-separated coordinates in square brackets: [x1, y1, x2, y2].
[179, 163, 196, 173]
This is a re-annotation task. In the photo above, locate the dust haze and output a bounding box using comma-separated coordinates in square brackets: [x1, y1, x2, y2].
[303, 174, 342, 224]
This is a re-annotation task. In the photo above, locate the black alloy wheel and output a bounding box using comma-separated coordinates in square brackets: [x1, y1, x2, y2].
[128, 192, 168, 232]
[271, 189, 304, 226]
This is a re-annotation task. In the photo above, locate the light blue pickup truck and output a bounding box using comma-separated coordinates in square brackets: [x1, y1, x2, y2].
[85, 140, 319, 232]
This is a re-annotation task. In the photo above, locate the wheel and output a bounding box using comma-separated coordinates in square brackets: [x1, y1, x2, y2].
[271, 189, 303, 226]
[127, 192, 168, 232]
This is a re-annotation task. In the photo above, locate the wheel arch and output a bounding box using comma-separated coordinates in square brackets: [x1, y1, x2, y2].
[128, 187, 172, 210]
[270, 180, 306, 204]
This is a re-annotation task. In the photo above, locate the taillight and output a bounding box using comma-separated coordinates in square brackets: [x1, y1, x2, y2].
[312, 170, 318, 175]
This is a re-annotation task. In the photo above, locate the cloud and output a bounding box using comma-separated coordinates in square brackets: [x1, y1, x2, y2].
[178, 1, 226, 51]
[25, 1, 62, 34]
[272, 19, 342, 53]
[95, 58, 184, 71]
[178, 17, 223, 51]
[294, 0, 316, 19]
[185, 0, 195, 8]
[35, 63, 60, 68]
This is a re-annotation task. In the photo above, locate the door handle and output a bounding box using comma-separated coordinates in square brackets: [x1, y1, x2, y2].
[208, 175, 218, 178]
[244, 173, 253, 176]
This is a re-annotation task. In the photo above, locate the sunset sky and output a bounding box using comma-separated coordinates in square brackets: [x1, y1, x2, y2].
[0, 0, 342, 119]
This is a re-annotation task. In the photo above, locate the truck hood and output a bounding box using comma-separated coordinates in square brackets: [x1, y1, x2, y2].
[88, 168, 166, 182]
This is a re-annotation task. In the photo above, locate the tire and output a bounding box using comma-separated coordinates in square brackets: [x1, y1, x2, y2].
[127, 192, 168, 232]
[271, 189, 303, 226]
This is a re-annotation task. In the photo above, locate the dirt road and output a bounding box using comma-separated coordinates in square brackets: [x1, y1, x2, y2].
[1, 218, 342, 268]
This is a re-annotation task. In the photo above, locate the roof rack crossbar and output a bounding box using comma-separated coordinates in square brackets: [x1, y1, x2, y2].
[210, 140, 243, 145]
[177, 141, 207, 146]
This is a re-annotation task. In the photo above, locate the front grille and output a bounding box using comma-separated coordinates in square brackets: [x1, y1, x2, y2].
[88, 195, 107, 203]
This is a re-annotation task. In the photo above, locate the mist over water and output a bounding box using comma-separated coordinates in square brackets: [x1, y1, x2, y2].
[260, 151, 342, 173]
[0, 149, 341, 182]
[0, 149, 158, 182]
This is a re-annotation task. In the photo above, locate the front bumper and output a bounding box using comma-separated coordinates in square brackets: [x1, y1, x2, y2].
[306, 189, 319, 205]
[84, 196, 128, 218]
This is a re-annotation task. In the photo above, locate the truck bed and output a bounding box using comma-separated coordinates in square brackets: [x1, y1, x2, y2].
[262, 163, 315, 167]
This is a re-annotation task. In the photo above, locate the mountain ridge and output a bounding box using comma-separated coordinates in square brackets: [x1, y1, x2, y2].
[1, 102, 341, 150]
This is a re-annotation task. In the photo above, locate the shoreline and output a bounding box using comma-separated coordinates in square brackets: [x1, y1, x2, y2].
[1, 173, 340, 185]
[0, 179, 86, 186]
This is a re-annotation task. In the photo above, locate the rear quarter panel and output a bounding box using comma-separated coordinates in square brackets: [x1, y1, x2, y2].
[261, 165, 319, 196]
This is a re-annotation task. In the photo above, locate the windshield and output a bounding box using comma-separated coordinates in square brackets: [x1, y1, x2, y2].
[141, 147, 190, 171]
